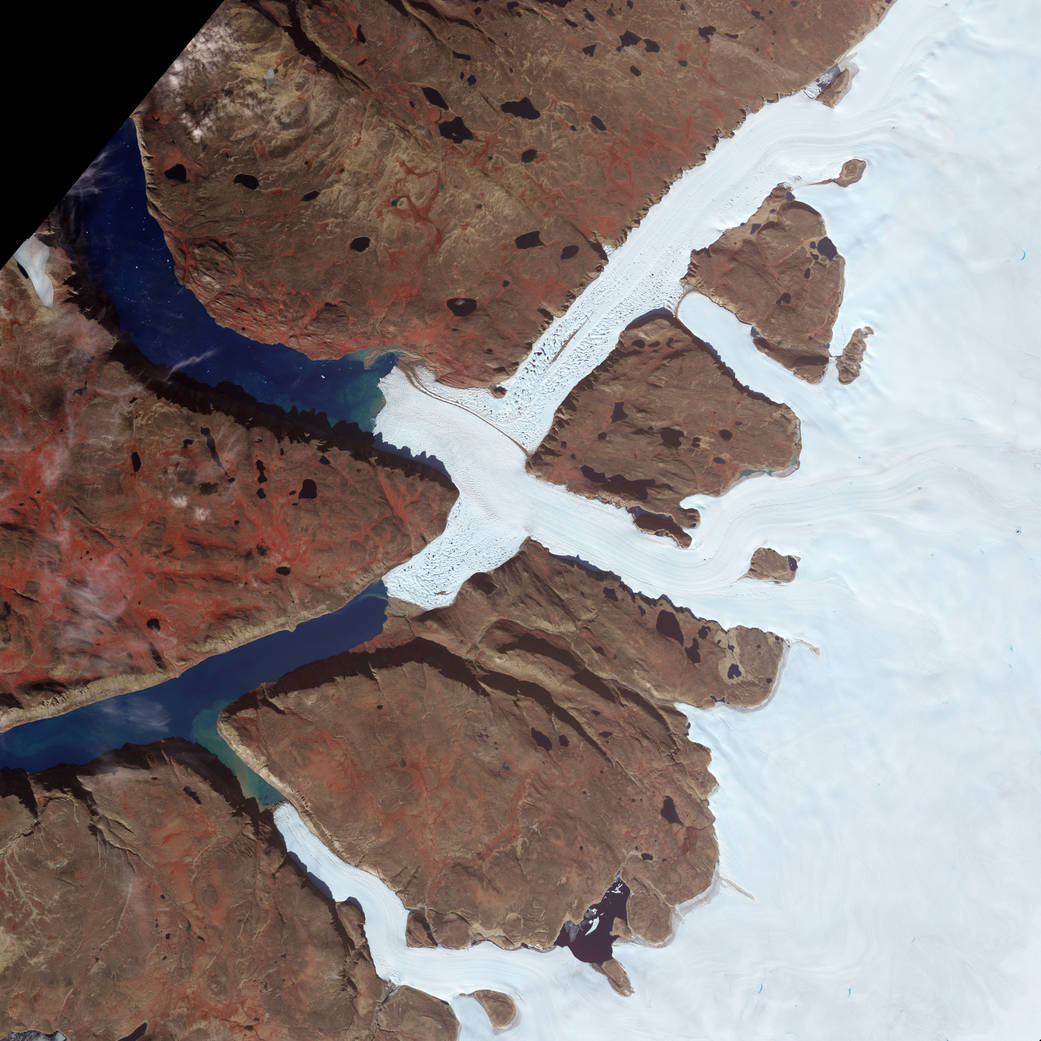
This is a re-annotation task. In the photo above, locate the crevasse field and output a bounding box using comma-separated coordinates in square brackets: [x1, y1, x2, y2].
[281, 0, 1041, 1037]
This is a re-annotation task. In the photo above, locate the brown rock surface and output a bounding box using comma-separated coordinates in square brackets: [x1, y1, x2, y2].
[220, 541, 786, 951]
[469, 991, 517, 1030]
[137, 0, 893, 387]
[404, 910, 438, 949]
[684, 186, 846, 382]
[0, 235, 456, 730]
[824, 158, 867, 187]
[746, 547, 799, 584]
[0, 740, 457, 1041]
[837, 325, 873, 384]
[528, 314, 800, 533]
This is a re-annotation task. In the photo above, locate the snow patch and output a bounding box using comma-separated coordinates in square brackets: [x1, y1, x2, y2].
[13, 237, 54, 308]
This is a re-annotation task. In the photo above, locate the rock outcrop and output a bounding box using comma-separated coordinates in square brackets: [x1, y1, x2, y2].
[824, 158, 867, 187]
[814, 62, 857, 107]
[0, 232, 455, 729]
[222, 634, 718, 952]
[837, 325, 873, 384]
[684, 186, 846, 382]
[469, 991, 517, 1030]
[0, 740, 457, 1041]
[746, 547, 799, 584]
[528, 314, 800, 535]
[220, 542, 786, 953]
[136, 0, 894, 386]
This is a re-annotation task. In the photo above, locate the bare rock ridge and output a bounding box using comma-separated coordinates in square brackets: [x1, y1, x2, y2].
[528, 314, 800, 539]
[220, 541, 787, 956]
[0, 230, 456, 730]
[373, 986, 460, 1041]
[0, 740, 458, 1041]
[814, 61, 857, 108]
[137, 0, 894, 387]
[837, 325, 873, 383]
[468, 991, 517, 1030]
[592, 958, 635, 998]
[823, 158, 867, 187]
[685, 185, 846, 382]
[376, 542, 786, 713]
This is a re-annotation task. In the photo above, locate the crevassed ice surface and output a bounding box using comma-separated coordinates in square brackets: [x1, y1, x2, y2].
[283, 0, 1041, 1036]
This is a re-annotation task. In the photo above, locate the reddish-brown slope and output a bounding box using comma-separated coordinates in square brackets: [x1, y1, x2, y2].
[0, 237, 455, 729]
[222, 635, 718, 952]
[837, 325, 873, 383]
[137, 0, 893, 386]
[0, 740, 458, 1041]
[220, 542, 786, 951]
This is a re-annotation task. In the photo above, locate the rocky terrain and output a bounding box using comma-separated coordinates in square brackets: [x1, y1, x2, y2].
[823, 157, 867, 187]
[220, 541, 786, 957]
[0, 0, 899, 1024]
[684, 185, 846, 382]
[528, 314, 800, 536]
[746, 546, 799, 584]
[0, 234, 456, 730]
[136, 0, 894, 386]
[837, 325, 873, 383]
[0, 740, 458, 1041]
[814, 62, 856, 107]
[468, 992, 516, 1030]
[222, 628, 718, 954]
[375, 542, 786, 713]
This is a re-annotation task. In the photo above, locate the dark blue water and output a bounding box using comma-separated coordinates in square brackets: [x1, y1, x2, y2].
[0, 584, 389, 805]
[72, 119, 393, 430]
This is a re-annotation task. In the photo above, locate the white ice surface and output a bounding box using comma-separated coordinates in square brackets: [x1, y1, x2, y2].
[13, 236, 54, 308]
[284, 0, 1041, 1036]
